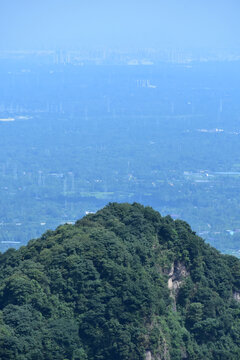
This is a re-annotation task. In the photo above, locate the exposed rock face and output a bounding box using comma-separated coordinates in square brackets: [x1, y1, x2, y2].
[144, 319, 170, 360]
[168, 262, 189, 299]
[145, 350, 162, 360]
[233, 291, 240, 302]
[145, 351, 152, 360]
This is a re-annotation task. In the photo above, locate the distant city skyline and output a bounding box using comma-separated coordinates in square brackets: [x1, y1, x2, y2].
[1, 47, 240, 66]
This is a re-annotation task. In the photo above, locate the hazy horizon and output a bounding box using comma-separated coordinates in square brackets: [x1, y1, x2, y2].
[1, 0, 240, 52]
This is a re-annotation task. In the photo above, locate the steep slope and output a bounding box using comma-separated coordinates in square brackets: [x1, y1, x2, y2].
[0, 202, 240, 360]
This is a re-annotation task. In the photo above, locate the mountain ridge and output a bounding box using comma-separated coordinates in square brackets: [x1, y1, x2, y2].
[0, 202, 240, 359]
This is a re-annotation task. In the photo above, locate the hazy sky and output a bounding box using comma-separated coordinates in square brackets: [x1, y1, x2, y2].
[1, 0, 240, 51]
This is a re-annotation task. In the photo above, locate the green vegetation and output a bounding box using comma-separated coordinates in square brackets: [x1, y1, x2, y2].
[1, 202, 240, 359]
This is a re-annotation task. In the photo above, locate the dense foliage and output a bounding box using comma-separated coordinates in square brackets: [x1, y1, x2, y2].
[1, 202, 240, 359]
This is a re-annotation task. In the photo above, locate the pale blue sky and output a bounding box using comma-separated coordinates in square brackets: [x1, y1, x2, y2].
[0, 0, 240, 51]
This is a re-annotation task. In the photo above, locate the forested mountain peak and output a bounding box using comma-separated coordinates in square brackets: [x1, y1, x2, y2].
[1, 202, 240, 359]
